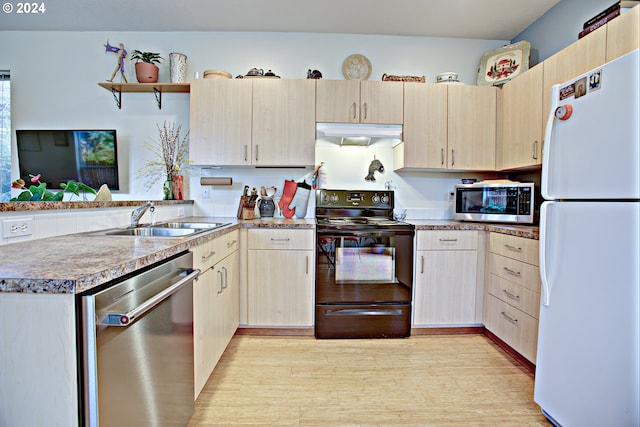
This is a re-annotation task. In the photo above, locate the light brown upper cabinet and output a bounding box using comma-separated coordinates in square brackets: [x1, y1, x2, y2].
[190, 78, 315, 166]
[316, 80, 403, 124]
[394, 82, 448, 169]
[447, 85, 497, 171]
[498, 64, 544, 170]
[395, 83, 496, 171]
[190, 78, 253, 165]
[606, 6, 639, 62]
[251, 79, 316, 166]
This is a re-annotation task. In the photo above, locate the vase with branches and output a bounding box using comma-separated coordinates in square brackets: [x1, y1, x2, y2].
[139, 121, 189, 199]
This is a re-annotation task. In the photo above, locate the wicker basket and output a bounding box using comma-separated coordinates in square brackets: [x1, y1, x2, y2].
[382, 73, 426, 83]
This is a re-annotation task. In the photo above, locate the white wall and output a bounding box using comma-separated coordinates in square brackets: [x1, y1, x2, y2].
[512, 0, 615, 64]
[0, 30, 508, 217]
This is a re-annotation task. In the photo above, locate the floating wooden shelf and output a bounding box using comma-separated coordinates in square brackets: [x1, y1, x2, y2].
[98, 82, 190, 110]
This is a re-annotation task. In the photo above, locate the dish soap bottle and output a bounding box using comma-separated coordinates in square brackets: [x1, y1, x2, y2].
[316, 162, 328, 189]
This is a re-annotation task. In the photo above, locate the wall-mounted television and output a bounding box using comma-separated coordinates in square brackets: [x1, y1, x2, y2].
[16, 129, 120, 190]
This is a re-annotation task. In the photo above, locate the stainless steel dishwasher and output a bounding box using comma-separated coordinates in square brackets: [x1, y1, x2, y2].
[78, 252, 200, 427]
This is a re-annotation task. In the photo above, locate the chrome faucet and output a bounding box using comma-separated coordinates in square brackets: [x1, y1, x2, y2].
[131, 201, 155, 227]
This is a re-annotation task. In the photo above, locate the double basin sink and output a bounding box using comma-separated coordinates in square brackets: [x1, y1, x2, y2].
[86, 222, 230, 238]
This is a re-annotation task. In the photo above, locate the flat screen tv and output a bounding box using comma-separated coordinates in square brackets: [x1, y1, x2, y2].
[16, 129, 120, 190]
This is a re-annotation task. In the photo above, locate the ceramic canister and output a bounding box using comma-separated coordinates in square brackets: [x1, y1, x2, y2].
[170, 52, 187, 83]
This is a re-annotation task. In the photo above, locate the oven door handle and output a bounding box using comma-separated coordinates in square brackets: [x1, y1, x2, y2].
[97, 268, 201, 327]
[325, 308, 404, 316]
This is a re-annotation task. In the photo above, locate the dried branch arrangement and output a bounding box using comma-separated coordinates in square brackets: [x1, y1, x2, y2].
[138, 121, 190, 191]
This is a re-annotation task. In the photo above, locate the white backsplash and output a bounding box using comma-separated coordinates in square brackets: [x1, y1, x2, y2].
[190, 141, 495, 219]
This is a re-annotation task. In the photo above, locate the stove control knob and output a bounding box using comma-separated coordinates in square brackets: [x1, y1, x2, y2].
[381, 194, 390, 204]
[330, 193, 339, 204]
[372, 194, 381, 204]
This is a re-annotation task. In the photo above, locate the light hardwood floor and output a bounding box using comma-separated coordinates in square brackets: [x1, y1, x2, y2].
[189, 334, 550, 426]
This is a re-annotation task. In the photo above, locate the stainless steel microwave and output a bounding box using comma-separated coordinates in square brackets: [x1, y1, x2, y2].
[453, 181, 535, 224]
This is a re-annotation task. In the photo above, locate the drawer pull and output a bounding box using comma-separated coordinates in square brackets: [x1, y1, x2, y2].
[502, 289, 520, 302]
[505, 244, 522, 252]
[501, 311, 518, 324]
[439, 238, 458, 242]
[503, 267, 521, 277]
[270, 237, 291, 242]
[226, 239, 237, 248]
[202, 251, 216, 262]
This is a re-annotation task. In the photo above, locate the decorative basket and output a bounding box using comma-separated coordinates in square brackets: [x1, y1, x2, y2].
[382, 73, 426, 83]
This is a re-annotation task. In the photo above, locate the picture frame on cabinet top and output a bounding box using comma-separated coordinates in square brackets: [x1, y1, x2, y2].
[477, 41, 531, 86]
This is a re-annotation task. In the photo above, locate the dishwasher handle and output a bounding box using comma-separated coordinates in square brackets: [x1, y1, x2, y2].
[98, 268, 201, 326]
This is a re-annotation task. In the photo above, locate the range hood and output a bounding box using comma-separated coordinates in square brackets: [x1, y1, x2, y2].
[316, 123, 403, 146]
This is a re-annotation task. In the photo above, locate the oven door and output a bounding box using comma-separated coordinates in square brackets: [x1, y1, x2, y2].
[316, 228, 414, 305]
[315, 227, 414, 338]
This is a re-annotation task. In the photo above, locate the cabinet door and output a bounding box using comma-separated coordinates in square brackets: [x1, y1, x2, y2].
[606, 6, 639, 62]
[448, 85, 497, 170]
[414, 250, 478, 325]
[193, 266, 216, 398]
[359, 81, 404, 124]
[247, 249, 313, 326]
[214, 251, 239, 363]
[252, 79, 316, 166]
[542, 28, 606, 129]
[316, 80, 361, 123]
[189, 79, 253, 165]
[396, 82, 448, 169]
[499, 64, 544, 170]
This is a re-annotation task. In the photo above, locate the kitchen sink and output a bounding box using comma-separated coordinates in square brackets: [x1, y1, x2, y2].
[154, 222, 228, 230]
[105, 227, 197, 237]
[82, 222, 231, 238]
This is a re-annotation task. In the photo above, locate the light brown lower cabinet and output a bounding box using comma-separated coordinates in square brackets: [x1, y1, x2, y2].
[413, 230, 479, 326]
[246, 229, 314, 327]
[483, 233, 540, 363]
[193, 230, 240, 398]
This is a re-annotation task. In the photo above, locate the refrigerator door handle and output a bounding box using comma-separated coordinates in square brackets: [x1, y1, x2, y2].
[539, 201, 552, 306]
[541, 95, 557, 201]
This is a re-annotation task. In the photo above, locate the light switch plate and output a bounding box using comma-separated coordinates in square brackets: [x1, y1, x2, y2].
[2, 218, 34, 238]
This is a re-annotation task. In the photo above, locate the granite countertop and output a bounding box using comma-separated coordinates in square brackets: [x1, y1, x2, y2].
[0, 216, 315, 295]
[409, 219, 539, 239]
[0, 199, 193, 212]
[0, 216, 534, 295]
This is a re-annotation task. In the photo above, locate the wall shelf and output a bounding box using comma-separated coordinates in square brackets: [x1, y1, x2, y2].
[98, 82, 190, 110]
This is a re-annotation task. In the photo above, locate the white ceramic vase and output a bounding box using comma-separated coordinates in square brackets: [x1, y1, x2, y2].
[169, 52, 187, 83]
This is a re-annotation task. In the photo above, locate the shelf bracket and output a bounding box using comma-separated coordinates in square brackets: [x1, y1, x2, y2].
[153, 87, 162, 110]
[109, 86, 122, 110]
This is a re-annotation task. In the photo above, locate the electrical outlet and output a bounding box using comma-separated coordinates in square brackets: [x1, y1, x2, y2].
[177, 207, 185, 218]
[448, 191, 455, 202]
[202, 187, 210, 199]
[2, 218, 34, 238]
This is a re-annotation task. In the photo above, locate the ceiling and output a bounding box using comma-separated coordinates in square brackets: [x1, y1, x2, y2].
[1, 0, 561, 40]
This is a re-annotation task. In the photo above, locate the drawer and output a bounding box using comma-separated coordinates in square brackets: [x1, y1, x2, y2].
[193, 230, 240, 270]
[489, 233, 539, 265]
[248, 229, 314, 250]
[489, 253, 541, 293]
[211, 230, 239, 259]
[487, 273, 540, 319]
[416, 230, 478, 250]
[483, 294, 539, 363]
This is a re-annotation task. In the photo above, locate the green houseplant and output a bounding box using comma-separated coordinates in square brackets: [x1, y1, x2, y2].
[130, 50, 163, 83]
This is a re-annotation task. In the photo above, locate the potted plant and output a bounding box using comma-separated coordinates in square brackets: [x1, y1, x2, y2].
[130, 50, 163, 83]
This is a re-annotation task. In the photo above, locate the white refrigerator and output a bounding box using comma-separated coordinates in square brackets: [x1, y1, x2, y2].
[535, 49, 640, 427]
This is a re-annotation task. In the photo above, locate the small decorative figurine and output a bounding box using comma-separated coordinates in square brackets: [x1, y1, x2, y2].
[105, 41, 128, 83]
[365, 156, 384, 181]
